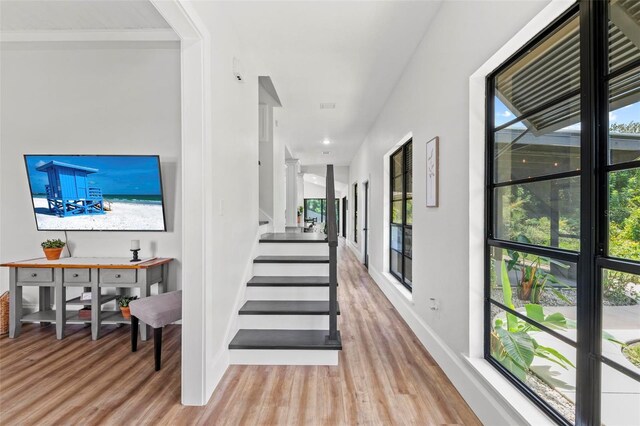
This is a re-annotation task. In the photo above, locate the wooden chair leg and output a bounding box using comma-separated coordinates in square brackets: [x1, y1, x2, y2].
[131, 316, 139, 352]
[154, 327, 163, 371]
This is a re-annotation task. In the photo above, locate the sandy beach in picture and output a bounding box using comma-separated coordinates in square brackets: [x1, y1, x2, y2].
[33, 197, 165, 231]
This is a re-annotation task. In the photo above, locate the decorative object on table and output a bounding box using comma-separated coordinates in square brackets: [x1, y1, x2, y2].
[41, 239, 66, 260]
[80, 292, 92, 301]
[0, 291, 9, 335]
[78, 307, 91, 319]
[117, 295, 138, 319]
[130, 240, 141, 262]
[426, 136, 439, 207]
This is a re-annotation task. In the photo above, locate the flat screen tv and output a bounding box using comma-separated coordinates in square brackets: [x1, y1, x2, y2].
[24, 155, 167, 231]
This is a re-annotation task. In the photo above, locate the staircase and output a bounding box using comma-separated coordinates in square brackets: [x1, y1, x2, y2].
[229, 166, 342, 365]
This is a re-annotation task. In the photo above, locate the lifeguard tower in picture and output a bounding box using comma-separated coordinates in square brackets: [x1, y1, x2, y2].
[36, 161, 105, 217]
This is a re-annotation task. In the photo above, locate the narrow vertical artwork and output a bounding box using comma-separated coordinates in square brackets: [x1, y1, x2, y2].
[426, 137, 439, 207]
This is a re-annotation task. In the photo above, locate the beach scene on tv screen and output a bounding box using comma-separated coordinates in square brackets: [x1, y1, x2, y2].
[25, 155, 165, 231]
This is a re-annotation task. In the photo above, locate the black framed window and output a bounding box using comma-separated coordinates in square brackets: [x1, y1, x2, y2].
[485, 2, 640, 425]
[353, 183, 358, 243]
[390, 139, 412, 290]
[304, 198, 339, 228]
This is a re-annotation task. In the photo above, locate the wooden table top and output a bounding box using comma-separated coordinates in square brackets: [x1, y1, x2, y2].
[0, 257, 173, 269]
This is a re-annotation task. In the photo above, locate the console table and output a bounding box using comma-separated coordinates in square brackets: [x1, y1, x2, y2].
[1, 257, 172, 341]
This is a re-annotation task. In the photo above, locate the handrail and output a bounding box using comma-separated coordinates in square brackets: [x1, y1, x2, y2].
[325, 165, 339, 343]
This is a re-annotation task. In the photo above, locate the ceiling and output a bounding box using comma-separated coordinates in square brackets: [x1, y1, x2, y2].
[0, 1, 171, 31]
[214, 1, 442, 166]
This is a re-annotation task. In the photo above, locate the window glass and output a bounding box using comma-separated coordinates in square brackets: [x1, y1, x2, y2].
[608, 1, 640, 74]
[601, 363, 640, 426]
[494, 177, 581, 250]
[608, 168, 640, 261]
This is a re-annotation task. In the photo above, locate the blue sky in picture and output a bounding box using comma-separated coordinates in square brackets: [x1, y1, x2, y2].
[494, 97, 640, 130]
[25, 155, 162, 195]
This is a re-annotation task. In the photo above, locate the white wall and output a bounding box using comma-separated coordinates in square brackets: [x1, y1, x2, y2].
[185, 0, 261, 403]
[0, 41, 182, 306]
[347, 1, 555, 424]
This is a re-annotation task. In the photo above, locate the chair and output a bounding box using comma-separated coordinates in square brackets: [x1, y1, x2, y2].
[130, 290, 182, 371]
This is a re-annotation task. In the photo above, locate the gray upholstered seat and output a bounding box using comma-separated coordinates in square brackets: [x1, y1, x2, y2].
[129, 290, 181, 328]
[129, 290, 182, 371]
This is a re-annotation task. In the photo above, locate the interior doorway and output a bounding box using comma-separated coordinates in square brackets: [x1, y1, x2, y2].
[342, 196, 347, 238]
[363, 181, 369, 269]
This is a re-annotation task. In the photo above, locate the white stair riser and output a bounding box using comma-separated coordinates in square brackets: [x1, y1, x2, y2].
[253, 263, 329, 276]
[230, 349, 338, 366]
[259, 223, 271, 234]
[258, 243, 328, 256]
[238, 314, 330, 330]
[245, 287, 329, 301]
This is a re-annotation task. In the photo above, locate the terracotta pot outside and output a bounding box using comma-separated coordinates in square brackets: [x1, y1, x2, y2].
[120, 306, 131, 319]
[43, 247, 63, 260]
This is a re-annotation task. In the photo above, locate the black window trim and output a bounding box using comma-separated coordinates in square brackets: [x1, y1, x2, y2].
[390, 138, 412, 291]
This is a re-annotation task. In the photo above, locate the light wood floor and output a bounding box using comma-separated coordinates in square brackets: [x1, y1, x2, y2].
[0, 242, 480, 425]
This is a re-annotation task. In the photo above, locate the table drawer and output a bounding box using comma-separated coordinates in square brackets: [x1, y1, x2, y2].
[101, 269, 137, 285]
[65, 268, 91, 283]
[17, 268, 53, 283]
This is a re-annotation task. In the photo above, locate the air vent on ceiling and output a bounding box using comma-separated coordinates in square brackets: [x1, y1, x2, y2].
[322, 151, 331, 155]
[320, 103, 336, 109]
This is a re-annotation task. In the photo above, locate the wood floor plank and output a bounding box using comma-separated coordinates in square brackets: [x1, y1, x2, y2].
[0, 241, 480, 425]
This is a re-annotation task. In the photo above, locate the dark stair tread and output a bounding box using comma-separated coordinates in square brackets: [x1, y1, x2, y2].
[248, 276, 333, 287]
[229, 329, 342, 350]
[254, 256, 329, 264]
[259, 220, 269, 226]
[239, 300, 340, 315]
[259, 233, 327, 243]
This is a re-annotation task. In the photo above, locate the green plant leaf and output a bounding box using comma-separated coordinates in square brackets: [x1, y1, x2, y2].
[542, 312, 568, 329]
[536, 344, 575, 369]
[525, 304, 545, 322]
[496, 327, 535, 370]
[550, 288, 571, 303]
[499, 259, 518, 332]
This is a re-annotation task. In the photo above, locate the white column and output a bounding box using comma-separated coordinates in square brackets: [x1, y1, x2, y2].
[285, 159, 300, 227]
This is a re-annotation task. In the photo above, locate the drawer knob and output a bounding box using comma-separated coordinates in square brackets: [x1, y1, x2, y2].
[115, 274, 121, 278]
[31, 273, 37, 277]
[73, 273, 79, 278]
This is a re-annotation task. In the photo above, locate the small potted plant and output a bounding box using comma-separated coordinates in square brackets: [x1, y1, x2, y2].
[297, 206, 304, 224]
[41, 239, 66, 260]
[117, 296, 138, 319]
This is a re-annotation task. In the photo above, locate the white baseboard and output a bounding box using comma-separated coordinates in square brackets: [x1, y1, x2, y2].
[367, 265, 544, 425]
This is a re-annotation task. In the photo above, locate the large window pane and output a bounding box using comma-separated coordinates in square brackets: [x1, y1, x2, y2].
[391, 201, 403, 224]
[601, 269, 640, 372]
[609, 79, 640, 165]
[495, 14, 579, 125]
[494, 97, 581, 183]
[393, 176, 403, 200]
[392, 152, 402, 177]
[404, 257, 412, 286]
[406, 199, 412, 225]
[391, 225, 402, 252]
[404, 228, 412, 258]
[489, 246, 577, 335]
[601, 363, 640, 426]
[608, 1, 640, 74]
[494, 177, 580, 250]
[608, 168, 640, 261]
[490, 304, 576, 423]
[390, 250, 402, 278]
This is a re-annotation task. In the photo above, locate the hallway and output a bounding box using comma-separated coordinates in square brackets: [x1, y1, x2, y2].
[0, 241, 479, 425]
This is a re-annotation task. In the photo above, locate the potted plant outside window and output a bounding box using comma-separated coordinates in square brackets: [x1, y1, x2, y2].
[41, 239, 66, 260]
[117, 296, 138, 319]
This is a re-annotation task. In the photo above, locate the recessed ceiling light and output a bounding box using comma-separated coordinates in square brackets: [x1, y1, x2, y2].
[320, 103, 336, 109]
[322, 139, 331, 145]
